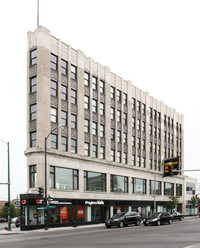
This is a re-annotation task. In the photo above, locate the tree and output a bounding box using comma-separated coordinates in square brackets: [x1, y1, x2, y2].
[189, 195, 199, 209]
[167, 195, 180, 212]
[1, 203, 17, 218]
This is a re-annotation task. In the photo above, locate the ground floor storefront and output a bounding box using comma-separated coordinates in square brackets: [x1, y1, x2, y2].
[20, 194, 182, 230]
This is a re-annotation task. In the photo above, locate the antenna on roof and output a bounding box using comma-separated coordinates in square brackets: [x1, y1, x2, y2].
[37, 0, 39, 27]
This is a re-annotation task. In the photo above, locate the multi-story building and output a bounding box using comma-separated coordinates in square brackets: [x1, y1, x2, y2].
[21, 26, 186, 230]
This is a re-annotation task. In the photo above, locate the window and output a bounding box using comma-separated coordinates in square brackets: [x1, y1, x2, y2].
[50, 166, 78, 190]
[92, 99, 97, 112]
[71, 139, 77, 153]
[84, 171, 106, 192]
[61, 136, 68, 151]
[111, 128, 115, 140]
[30, 165, 37, 188]
[150, 180, 162, 195]
[164, 182, 174, 195]
[142, 103, 145, 114]
[132, 98, 135, 109]
[92, 122, 97, 135]
[123, 152, 127, 164]
[132, 178, 146, 194]
[51, 53, 57, 70]
[117, 90, 121, 102]
[84, 95, 89, 109]
[137, 138, 140, 149]
[123, 133, 127, 144]
[100, 103, 105, 115]
[149, 125, 152, 135]
[137, 119, 140, 130]
[30, 49, 37, 65]
[117, 110, 121, 122]
[149, 142, 152, 153]
[158, 112, 161, 122]
[100, 147, 105, 159]
[84, 143, 90, 156]
[71, 64, 77, 80]
[71, 114, 77, 129]
[123, 93, 127, 105]
[110, 175, 128, 193]
[84, 119, 89, 133]
[51, 107, 57, 123]
[51, 134, 57, 149]
[100, 80, 104, 94]
[137, 101, 140, 112]
[71, 89, 77, 104]
[132, 136, 135, 147]
[111, 107, 115, 120]
[137, 156, 141, 167]
[111, 86, 115, 99]
[111, 149, 115, 161]
[30, 104, 37, 120]
[117, 130, 121, 143]
[92, 145, 97, 158]
[100, 125, 105, 137]
[84, 72, 90, 86]
[30, 76, 37, 93]
[142, 157, 145, 168]
[154, 110, 157, 120]
[92, 76, 97, 90]
[61, 111, 67, 126]
[176, 184, 182, 196]
[142, 121, 145, 132]
[132, 117, 135, 128]
[123, 113, 127, 125]
[142, 139, 145, 150]
[61, 85, 67, 101]
[30, 131, 36, 147]
[154, 127, 157, 137]
[117, 151, 121, 163]
[51, 80, 57, 97]
[61, 59, 67, 75]
[132, 155, 135, 166]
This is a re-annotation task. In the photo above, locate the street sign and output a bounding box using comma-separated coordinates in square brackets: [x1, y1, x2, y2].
[47, 206, 56, 209]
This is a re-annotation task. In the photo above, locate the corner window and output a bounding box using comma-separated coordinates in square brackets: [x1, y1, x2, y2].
[30, 49, 37, 65]
[51, 53, 58, 71]
[30, 76, 37, 93]
[30, 165, 37, 188]
[30, 131, 36, 147]
[30, 104, 37, 121]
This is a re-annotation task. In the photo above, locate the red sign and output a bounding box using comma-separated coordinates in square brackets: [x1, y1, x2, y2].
[60, 207, 68, 219]
[78, 207, 84, 218]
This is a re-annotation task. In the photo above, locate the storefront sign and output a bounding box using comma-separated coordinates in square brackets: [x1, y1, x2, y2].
[85, 201, 104, 206]
[60, 207, 68, 219]
[78, 207, 84, 218]
[50, 200, 72, 205]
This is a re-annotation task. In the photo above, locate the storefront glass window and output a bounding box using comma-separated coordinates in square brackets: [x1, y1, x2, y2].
[50, 166, 78, 190]
[132, 178, 146, 194]
[84, 171, 106, 192]
[110, 175, 128, 193]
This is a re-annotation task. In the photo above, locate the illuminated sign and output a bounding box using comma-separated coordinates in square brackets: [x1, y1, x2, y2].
[163, 157, 179, 177]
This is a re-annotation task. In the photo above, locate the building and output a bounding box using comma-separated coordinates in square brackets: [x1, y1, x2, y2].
[22, 26, 186, 230]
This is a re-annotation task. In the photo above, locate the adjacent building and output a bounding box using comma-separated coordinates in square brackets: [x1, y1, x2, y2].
[21, 26, 190, 230]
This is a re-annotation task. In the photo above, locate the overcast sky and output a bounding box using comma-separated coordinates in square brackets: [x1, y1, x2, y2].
[0, 0, 200, 200]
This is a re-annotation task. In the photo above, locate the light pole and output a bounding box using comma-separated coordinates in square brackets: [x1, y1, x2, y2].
[0, 139, 11, 231]
[44, 124, 64, 230]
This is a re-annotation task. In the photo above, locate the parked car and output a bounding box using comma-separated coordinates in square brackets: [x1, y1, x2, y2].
[105, 211, 142, 228]
[143, 212, 173, 226]
[171, 212, 184, 221]
[15, 217, 21, 227]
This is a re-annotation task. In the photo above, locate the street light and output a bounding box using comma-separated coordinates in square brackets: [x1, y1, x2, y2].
[0, 139, 11, 231]
[44, 124, 64, 230]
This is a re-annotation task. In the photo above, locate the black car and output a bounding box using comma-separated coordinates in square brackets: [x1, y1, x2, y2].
[15, 217, 21, 227]
[143, 212, 173, 226]
[105, 211, 141, 228]
[171, 212, 184, 221]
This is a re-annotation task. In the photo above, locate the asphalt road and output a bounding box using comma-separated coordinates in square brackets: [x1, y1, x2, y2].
[0, 217, 200, 248]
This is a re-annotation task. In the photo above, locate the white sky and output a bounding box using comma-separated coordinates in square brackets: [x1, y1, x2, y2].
[0, 0, 200, 200]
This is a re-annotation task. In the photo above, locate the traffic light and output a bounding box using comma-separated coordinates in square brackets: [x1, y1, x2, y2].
[5, 202, 10, 207]
[38, 187, 44, 197]
[169, 165, 173, 177]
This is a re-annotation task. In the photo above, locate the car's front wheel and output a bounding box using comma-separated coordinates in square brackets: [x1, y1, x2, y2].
[168, 219, 172, 224]
[119, 221, 124, 228]
[157, 220, 161, 226]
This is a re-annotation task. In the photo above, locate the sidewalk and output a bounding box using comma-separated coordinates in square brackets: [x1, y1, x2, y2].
[0, 223, 105, 235]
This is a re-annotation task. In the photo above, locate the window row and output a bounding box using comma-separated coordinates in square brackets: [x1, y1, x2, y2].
[29, 165, 182, 197]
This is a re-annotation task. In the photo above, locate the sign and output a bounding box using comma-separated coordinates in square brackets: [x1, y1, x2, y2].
[85, 201, 104, 206]
[60, 207, 68, 219]
[47, 206, 56, 209]
[163, 157, 179, 177]
[78, 207, 84, 218]
[37, 207, 46, 210]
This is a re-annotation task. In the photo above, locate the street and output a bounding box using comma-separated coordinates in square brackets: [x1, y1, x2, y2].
[0, 217, 200, 248]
